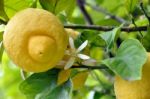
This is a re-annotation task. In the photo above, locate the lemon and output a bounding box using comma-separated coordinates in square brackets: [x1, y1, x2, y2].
[3, 8, 68, 72]
[114, 53, 150, 99]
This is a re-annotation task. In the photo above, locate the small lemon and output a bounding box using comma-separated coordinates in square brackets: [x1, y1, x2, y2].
[3, 8, 68, 72]
[114, 53, 150, 99]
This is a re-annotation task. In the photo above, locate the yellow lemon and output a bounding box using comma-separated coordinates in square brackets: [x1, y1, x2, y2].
[3, 8, 68, 72]
[114, 53, 150, 99]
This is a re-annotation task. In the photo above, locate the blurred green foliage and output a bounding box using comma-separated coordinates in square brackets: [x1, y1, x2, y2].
[0, 52, 26, 99]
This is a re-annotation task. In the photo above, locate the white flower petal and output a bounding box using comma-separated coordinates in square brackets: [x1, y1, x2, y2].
[69, 37, 75, 49]
[64, 57, 75, 69]
[82, 59, 97, 66]
[76, 40, 88, 53]
[77, 54, 90, 60]
[20, 70, 26, 80]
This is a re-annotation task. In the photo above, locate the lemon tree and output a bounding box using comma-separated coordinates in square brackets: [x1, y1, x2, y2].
[0, 0, 150, 99]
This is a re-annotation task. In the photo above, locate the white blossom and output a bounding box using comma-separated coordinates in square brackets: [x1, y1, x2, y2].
[64, 37, 90, 69]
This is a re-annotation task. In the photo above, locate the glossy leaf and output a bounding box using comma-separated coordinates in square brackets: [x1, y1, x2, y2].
[37, 79, 72, 99]
[29, 0, 37, 8]
[39, 0, 76, 17]
[0, 0, 9, 21]
[125, 0, 138, 13]
[19, 69, 58, 98]
[20, 69, 72, 99]
[0, 42, 4, 63]
[102, 39, 147, 80]
[39, 0, 56, 13]
[0, 24, 4, 41]
[100, 27, 121, 51]
[54, 0, 76, 17]
[75, 30, 105, 48]
[4, 0, 30, 18]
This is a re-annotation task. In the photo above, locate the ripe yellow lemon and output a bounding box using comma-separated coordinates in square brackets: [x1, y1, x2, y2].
[114, 53, 150, 99]
[3, 8, 68, 72]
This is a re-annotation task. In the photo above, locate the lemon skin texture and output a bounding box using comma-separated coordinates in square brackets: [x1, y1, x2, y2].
[3, 8, 68, 72]
[114, 53, 150, 99]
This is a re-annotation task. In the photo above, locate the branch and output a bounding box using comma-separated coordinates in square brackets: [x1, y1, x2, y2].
[86, 2, 130, 25]
[64, 24, 147, 32]
[140, 2, 150, 25]
[131, 18, 143, 37]
[71, 65, 108, 70]
[77, 0, 93, 25]
[1, 19, 148, 32]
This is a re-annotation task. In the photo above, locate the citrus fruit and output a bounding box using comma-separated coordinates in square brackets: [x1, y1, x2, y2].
[3, 8, 68, 72]
[114, 53, 150, 99]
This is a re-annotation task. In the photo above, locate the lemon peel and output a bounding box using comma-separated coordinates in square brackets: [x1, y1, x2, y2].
[114, 53, 150, 99]
[3, 8, 68, 72]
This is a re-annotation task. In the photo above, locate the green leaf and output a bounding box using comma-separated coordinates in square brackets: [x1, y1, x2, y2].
[39, 0, 56, 13]
[19, 69, 72, 99]
[90, 47, 103, 61]
[0, 0, 9, 21]
[0, 25, 4, 62]
[0, 43, 4, 63]
[39, 0, 76, 17]
[75, 30, 105, 48]
[125, 0, 138, 13]
[99, 27, 121, 51]
[54, 0, 76, 17]
[142, 27, 150, 51]
[102, 39, 147, 80]
[4, 0, 30, 18]
[19, 69, 59, 98]
[36, 79, 72, 99]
